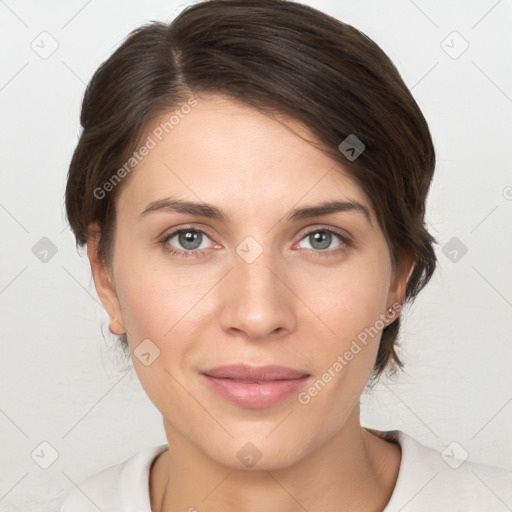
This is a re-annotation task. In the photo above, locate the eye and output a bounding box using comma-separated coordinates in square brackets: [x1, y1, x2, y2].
[159, 225, 351, 259]
[295, 227, 350, 256]
[160, 227, 215, 258]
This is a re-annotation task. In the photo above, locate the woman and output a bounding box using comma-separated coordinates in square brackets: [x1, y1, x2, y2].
[60, 0, 512, 510]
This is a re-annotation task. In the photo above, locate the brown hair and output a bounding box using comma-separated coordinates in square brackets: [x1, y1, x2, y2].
[65, 0, 437, 377]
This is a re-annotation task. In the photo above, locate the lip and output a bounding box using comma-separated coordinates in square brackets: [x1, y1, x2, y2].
[200, 364, 311, 409]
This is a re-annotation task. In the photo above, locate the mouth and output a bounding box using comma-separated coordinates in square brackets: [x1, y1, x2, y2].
[200, 364, 311, 409]
[201, 363, 310, 380]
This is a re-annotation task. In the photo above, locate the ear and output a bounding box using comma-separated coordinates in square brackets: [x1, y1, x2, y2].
[86, 222, 126, 335]
[385, 249, 416, 322]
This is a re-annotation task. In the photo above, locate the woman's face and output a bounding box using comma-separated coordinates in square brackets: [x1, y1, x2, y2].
[89, 94, 410, 470]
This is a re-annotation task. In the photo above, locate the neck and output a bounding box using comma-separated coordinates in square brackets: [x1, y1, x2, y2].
[151, 405, 401, 512]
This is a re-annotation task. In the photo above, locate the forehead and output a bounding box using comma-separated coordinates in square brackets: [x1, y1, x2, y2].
[115, 94, 374, 224]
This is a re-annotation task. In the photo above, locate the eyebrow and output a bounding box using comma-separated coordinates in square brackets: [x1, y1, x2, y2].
[139, 198, 372, 226]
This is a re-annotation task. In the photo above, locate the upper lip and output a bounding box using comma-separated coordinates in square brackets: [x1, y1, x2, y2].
[202, 364, 310, 380]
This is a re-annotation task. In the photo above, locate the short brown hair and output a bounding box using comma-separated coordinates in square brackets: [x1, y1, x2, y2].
[65, 0, 437, 377]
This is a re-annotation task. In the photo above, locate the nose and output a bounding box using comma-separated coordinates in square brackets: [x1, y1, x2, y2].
[219, 249, 298, 341]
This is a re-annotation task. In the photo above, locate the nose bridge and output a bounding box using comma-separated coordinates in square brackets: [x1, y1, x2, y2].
[219, 237, 297, 338]
[238, 249, 278, 297]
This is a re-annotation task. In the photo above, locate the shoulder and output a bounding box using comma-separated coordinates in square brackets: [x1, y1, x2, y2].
[60, 444, 168, 512]
[378, 430, 512, 512]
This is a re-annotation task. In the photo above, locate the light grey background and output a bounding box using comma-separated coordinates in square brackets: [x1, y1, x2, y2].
[1, 0, 511, 510]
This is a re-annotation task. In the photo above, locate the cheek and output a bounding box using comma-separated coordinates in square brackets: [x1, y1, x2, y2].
[112, 244, 217, 347]
[296, 265, 389, 421]
[313, 261, 390, 342]
[303, 254, 392, 397]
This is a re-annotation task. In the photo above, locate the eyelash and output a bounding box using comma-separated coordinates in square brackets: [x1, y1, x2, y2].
[159, 225, 352, 260]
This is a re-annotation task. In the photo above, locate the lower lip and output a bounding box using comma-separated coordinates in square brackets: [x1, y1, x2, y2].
[201, 374, 311, 409]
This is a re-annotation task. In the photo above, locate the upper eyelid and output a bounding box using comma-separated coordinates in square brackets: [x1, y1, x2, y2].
[299, 225, 351, 240]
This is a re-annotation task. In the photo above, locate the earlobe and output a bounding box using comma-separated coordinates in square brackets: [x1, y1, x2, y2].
[86, 223, 126, 335]
[108, 315, 126, 336]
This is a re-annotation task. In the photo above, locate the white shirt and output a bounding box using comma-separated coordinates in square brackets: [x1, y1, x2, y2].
[60, 430, 512, 511]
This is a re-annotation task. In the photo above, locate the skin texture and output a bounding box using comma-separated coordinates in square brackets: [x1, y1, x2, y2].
[87, 94, 414, 511]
